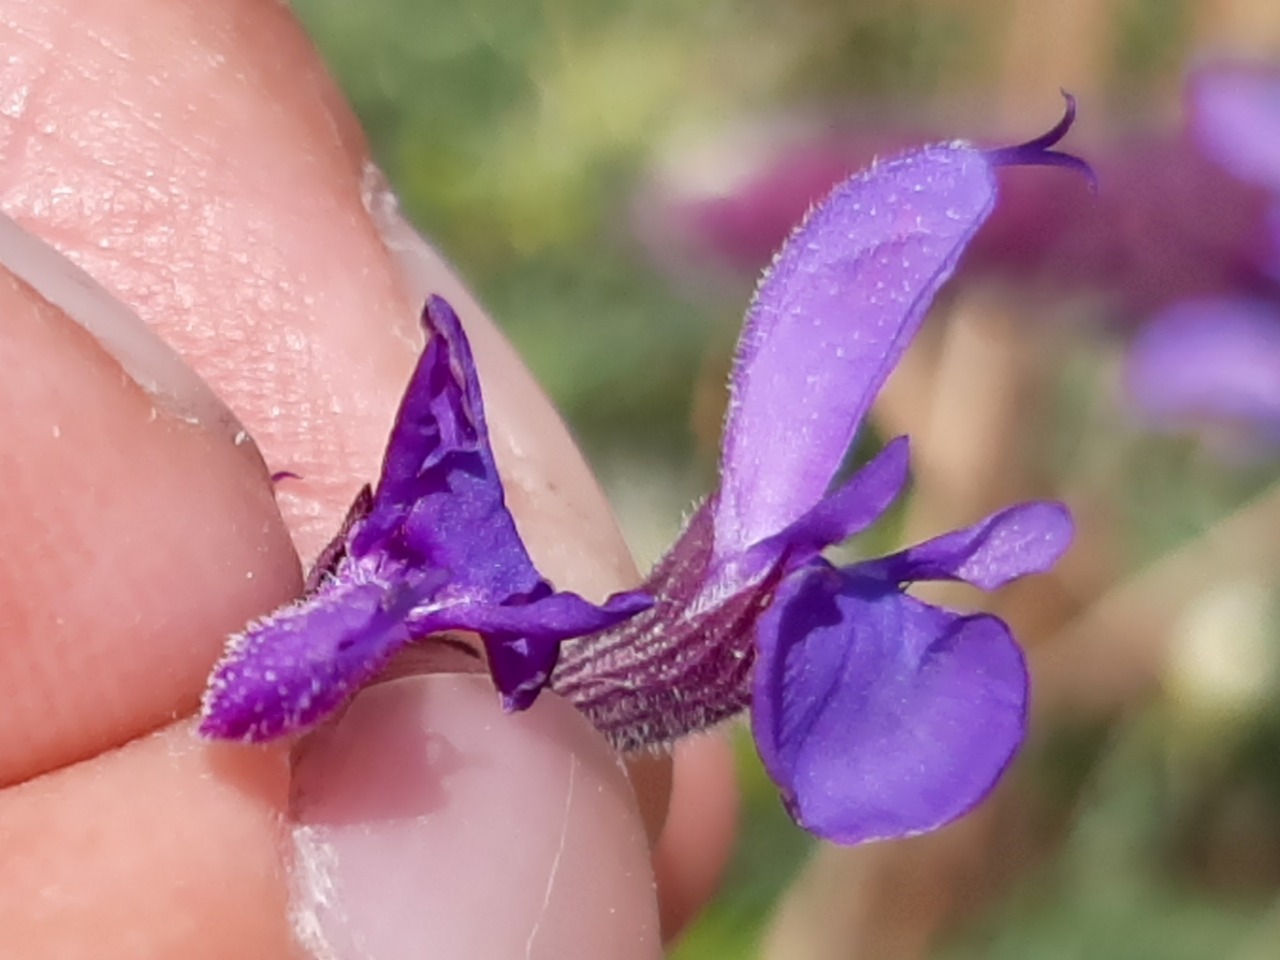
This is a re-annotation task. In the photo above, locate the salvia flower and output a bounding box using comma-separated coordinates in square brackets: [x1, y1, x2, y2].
[199, 297, 651, 740]
[202, 103, 1083, 846]
[552, 104, 1083, 844]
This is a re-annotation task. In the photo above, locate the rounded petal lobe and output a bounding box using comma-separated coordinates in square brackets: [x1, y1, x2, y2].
[1125, 296, 1280, 432]
[715, 144, 999, 561]
[751, 565, 1027, 845]
[855, 500, 1073, 590]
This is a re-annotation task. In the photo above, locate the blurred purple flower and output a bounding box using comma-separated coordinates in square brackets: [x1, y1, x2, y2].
[556, 115, 1080, 844]
[1194, 64, 1280, 198]
[638, 69, 1280, 448]
[633, 121, 930, 277]
[200, 297, 651, 741]
[1126, 298, 1280, 435]
[1125, 65, 1280, 441]
[638, 101, 1270, 317]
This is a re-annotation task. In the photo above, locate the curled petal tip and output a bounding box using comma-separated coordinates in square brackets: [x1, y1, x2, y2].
[985, 91, 1097, 192]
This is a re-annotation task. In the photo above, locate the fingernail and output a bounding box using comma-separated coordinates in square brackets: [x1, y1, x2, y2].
[0, 211, 249, 445]
[289, 674, 662, 960]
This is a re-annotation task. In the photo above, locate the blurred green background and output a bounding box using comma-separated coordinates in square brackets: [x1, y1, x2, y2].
[292, 2, 1280, 958]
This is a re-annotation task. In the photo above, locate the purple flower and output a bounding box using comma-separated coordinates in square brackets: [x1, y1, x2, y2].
[199, 297, 651, 741]
[1124, 65, 1280, 442]
[552, 110, 1080, 844]
[1186, 64, 1280, 287]
[1126, 297, 1280, 439]
[202, 104, 1079, 846]
[1194, 64, 1280, 201]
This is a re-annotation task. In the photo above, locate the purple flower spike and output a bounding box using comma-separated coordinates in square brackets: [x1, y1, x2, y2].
[554, 112, 1080, 844]
[200, 296, 651, 741]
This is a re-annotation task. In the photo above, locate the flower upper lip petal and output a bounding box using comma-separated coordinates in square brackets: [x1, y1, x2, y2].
[713, 144, 1000, 563]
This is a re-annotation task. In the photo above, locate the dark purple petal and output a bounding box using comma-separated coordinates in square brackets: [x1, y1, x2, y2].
[751, 564, 1027, 844]
[350, 296, 544, 602]
[483, 632, 559, 713]
[1125, 297, 1280, 431]
[411, 588, 653, 641]
[855, 501, 1073, 590]
[348, 295, 652, 707]
[714, 143, 1000, 562]
[1192, 65, 1280, 196]
[199, 579, 415, 742]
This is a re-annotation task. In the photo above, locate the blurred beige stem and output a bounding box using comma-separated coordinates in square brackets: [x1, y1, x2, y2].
[878, 292, 1041, 543]
[921, 296, 1028, 519]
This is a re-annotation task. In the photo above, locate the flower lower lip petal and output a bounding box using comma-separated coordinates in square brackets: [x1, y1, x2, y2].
[751, 563, 1029, 845]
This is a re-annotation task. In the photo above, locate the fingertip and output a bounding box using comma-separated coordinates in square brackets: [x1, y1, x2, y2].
[654, 733, 740, 942]
[289, 675, 662, 960]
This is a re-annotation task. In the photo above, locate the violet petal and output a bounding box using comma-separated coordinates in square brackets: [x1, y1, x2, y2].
[751, 563, 1027, 844]
[1125, 296, 1280, 431]
[856, 501, 1073, 590]
[714, 144, 1000, 562]
[199, 579, 415, 742]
